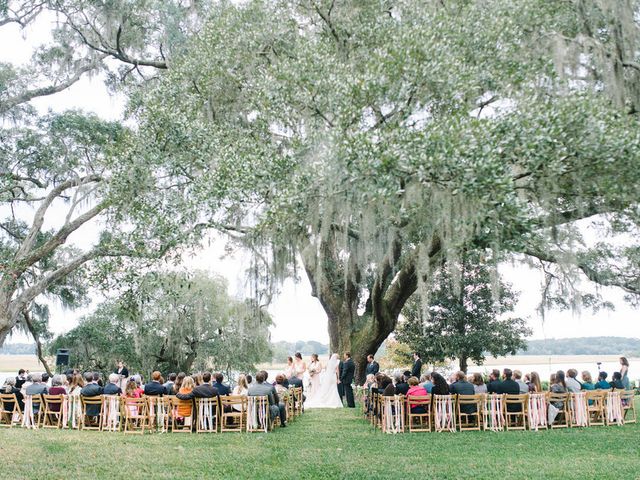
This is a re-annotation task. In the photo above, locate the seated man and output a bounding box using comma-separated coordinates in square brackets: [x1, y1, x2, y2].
[176, 372, 219, 399]
[486, 369, 502, 394]
[595, 371, 610, 389]
[24, 373, 48, 414]
[144, 371, 167, 396]
[80, 372, 104, 418]
[212, 373, 230, 396]
[248, 371, 286, 428]
[449, 371, 476, 414]
[498, 368, 521, 413]
[394, 373, 410, 396]
[104, 373, 123, 395]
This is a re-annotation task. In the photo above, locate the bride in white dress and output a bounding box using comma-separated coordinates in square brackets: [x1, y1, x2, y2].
[305, 353, 344, 409]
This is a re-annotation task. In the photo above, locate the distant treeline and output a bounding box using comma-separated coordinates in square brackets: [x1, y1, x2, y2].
[271, 340, 328, 362]
[0, 343, 36, 355]
[520, 337, 640, 356]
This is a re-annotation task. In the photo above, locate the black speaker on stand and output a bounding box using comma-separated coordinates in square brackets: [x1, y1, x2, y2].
[55, 349, 70, 374]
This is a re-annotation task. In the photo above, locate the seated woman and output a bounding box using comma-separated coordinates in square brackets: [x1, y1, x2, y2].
[471, 373, 487, 394]
[528, 372, 542, 393]
[274, 374, 290, 404]
[68, 374, 85, 397]
[406, 377, 428, 414]
[548, 370, 567, 424]
[231, 374, 249, 412]
[171, 372, 186, 395]
[46, 375, 67, 413]
[595, 371, 611, 389]
[379, 375, 395, 396]
[2, 377, 23, 412]
[581, 371, 595, 390]
[176, 376, 195, 420]
[363, 374, 376, 390]
[430, 372, 450, 397]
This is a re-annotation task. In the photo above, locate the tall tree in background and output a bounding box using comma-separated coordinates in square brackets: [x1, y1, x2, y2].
[49, 271, 272, 374]
[396, 253, 531, 373]
[135, 0, 640, 381]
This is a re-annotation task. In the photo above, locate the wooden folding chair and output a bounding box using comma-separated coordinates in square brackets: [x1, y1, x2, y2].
[21, 394, 43, 429]
[568, 392, 588, 427]
[80, 396, 103, 430]
[381, 395, 405, 434]
[433, 394, 456, 432]
[146, 396, 170, 432]
[548, 392, 569, 428]
[406, 395, 431, 432]
[101, 395, 122, 432]
[169, 396, 193, 433]
[196, 397, 219, 433]
[292, 388, 304, 416]
[585, 390, 606, 426]
[41, 394, 65, 429]
[457, 394, 483, 431]
[0, 393, 23, 427]
[247, 396, 271, 432]
[527, 393, 548, 430]
[121, 397, 147, 434]
[504, 394, 528, 431]
[482, 394, 504, 431]
[220, 396, 246, 432]
[620, 390, 636, 424]
[286, 390, 296, 421]
[605, 391, 624, 426]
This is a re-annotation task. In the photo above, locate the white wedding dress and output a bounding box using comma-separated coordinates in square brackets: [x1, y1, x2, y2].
[305, 354, 344, 409]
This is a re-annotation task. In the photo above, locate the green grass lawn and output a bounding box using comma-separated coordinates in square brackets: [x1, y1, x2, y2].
[1, 406, 639, 480]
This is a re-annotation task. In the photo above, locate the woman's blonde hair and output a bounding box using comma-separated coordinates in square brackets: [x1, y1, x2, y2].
[237, 374, 249, 390]
[181, 376, 195, 390]
[581, 371, 593, 383]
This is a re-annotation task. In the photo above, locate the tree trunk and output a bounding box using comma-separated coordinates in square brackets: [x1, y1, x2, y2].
[459, 356, 468, 374]
[300, 232, 441, 386]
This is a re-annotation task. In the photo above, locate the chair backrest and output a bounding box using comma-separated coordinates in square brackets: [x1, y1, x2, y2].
[42, 394, 65, 408]
[247, 395, 269, 432]
[504, 394, 528, 403]
[548, 392, 568, 405]
[196, 397, 219, 432]
[433, 394, 456, 432]
[0, 393, 20, 413]
[220, 395, 246, 409]
[457, 394, 483, 405]
[406, 395, 431, 407]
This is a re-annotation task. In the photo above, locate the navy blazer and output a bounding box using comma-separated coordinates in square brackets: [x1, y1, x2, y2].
[103, 383, 122, 395]
[212, 382, 230, 396]
[144, 381, 167, 396]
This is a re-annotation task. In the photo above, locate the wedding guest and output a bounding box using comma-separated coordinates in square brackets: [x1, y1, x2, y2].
[288, 374, 303, 391]
[20, 374, 33, 396]
[379, 375, 395, 396]
[610, 372, 625, 390]
[365, 355, 379, 376]
[177, 376, 195, 418]
[619, 357, 630, 389]
[213, 373, 230, 396]
[104, 373, 123, 395]
[293, 352, 307, 379]
[581, 371, 595, 390]
[80, 372, 103, 418]
[176, 372, 219, 400]
[565, 369, 581, 392]
[144, 371, 167, 396]
[394, 374, 409, 396]
[450, 371, 474, 396]
[46, 376, 67, 413]
[513, 370, 528, 394]
[3, 377, 23, 412]
[420, 372, 434, 393]
[430, 372, 450, 398]
[246, 374, 253, 386]
[193, 372, 203, 387]
[548, 373, 556, 391]
[42, 373, 50, 386]
[528, 372, 542, 393]
[172, 372, 186, 394]
[284, 357, 295, 379]
[248, 371, 285, 428]
[471, 373, 487, 394]
[595, 371, 610, 389]
[124, 379, 142, 399]
[548, 370, 567, 424]
[363, 374, 376, 390]
[164, 373, 177, 394]
[275, 374, 290, 417]
[486, 369, 502, 393]
[68, 374, 85, 396]
[406, 377, 428, 413]
[92, 371, 103, 387]
[411, 352, 423, 378]
[233, 375, 249, 396]
[25, 372, 48, 414]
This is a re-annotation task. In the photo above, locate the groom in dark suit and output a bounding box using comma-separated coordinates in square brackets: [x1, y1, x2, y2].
[340, 352, 356, 408]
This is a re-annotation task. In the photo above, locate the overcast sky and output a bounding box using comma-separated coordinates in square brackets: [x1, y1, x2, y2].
[2, 18, 638, 344]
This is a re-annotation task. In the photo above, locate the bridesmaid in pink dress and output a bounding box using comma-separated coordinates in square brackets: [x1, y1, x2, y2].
[308, 354, 322, 396]
[293, 352, 307, 379]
